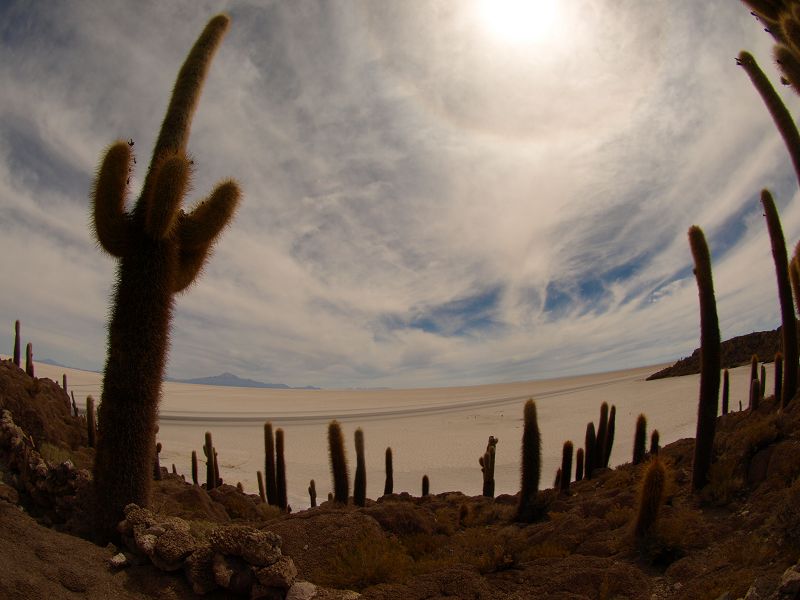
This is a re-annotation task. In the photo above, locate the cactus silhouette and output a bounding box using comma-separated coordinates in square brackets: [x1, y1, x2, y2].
[634, 457, 666, 540]
[750, 377, 761, 411]
[689, 226, 721, 493]
[257, 471, 266, 503]
[13, 320, 20, 367]
[422, 475, 430, 497]
[762, 190, 798, 407]
[203, 431, 216, 490]
[25, 342, 33, 377]
[328, 420, 349, 504]
[191, 450, 198, 486]
[633, 414, 647, 465]
[604, 405, 616, 468]
[276, 428, 287, 510]
[595, 402, 609, 468]
[575, 447, 584, 481]
[384, 447, 393, 496]
[584, 422, 596, 480]
[722, 368, 730, 415]
[264, 422, 278, 506]
[353, 428, 366, 507]
[480, 435, 497, 498]
[516, 399, 542, 522]
[153, 442, 162, 480]
[308, 479, 317, 507]
[775, 352, 784, 404]
[86, 396, 97, 448]
[560, 440, 573, 494]
[650, 430, 660, 456]
[761, 364, 767, 400]
[90, 15, 240, 541]
[750, 355, 759, 385]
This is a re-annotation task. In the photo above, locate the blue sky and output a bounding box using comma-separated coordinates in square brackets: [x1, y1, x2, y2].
[1, 0, 799, 388]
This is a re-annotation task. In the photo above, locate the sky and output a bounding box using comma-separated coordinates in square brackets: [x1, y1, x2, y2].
[1, 0, 799, 389]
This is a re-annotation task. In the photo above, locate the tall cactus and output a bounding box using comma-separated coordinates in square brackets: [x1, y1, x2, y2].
[480, 435, 497, 498]
[516, 399, 541, 522]
[203, 431, 216, 490]
[275, 428, 287, 510]
[575, 447, 584, 481]
[91, 15, 240, 541]
[604, 405, 616, 468]
[721, 368, 730, 415]
[595, 402, 609, 468]
[308, 479, 317, 507]
[560, 441, 573, 494]
[353, 428, 366, 507]
[421, 475, 430, 497]
[634, 457, 666, 540]
[584, 422, 596, 480]
[689, 226, 721, 493]
[191, 450, 198, 486]
[633, 414, 647, 465]
[25, 342, 34, 377]
[762, 190, 798, 407]
[87, 396, 97, 448]
[257, 471, 266, 503]
[384, 447, 393, 496]
[264, 422, 278, 506]
[328, 420, 349, 504]
[13, 320, 20, 367]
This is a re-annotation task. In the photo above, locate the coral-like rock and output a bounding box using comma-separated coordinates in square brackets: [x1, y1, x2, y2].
[184, 545, 217, 595]
[213, 552, 256, 594]
[255, 555, 297, 589]
[209, 525, 282, 566]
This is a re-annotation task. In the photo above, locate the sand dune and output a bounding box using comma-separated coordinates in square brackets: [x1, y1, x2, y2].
[24, 359, 759, 510]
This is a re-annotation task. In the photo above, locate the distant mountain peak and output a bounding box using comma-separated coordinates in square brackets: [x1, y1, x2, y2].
[177, 372, 319, 390]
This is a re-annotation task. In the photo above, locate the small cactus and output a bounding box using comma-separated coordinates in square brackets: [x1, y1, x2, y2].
[750, 377, 761, 411]
[750, 355, 759, 388]
[721, 368, 730, 415]
[86, 396, 97, 448]
[575, 447, 585, 481]
[264, 422, 277, 506]
[71, 391, 78, 417]
[760, 364, 767, 400]
[553, 468, 561, 489]
[236, 482, 244, 493]
[203, 431, 216, 490]
[422, 474, 430, 497]
[13, 320, 20, 367]
[633, 414, 647, 465]
[650, 430, 660, 456]
[328, 420, 349, 504]
[595, 402, 609, 468]
[276, 428, 287, 510]
[327, 491, 333, 502]
[62, 373, 67, 394]
[191, 450, 198, 485]
[354, 428, 366, 507]
[25, 342, 33, 377]
[257, 471, 266, 503]
[516, 399, 542, 522]
[153, 442, 162, 480]
[560, 440, 573, 494]
[480, 435, 498, 498]
[634, 457, 666, 540]
[384, 447, 394, 496]
[309, 479, 317, 507]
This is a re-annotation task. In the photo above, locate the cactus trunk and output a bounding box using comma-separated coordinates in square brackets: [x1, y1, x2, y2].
[353, 428, 366, 507]
[275, 428, 287, 510]
[384, 447, 393, 496]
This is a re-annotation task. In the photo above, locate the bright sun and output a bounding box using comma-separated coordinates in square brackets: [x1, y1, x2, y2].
[476, 0, 561, 46]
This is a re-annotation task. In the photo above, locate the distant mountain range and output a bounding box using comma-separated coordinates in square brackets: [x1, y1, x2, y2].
[647, 325, 784, 380]
[175, 372, 320, 390]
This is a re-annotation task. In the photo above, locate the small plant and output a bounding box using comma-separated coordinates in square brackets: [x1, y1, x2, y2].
[516, 399, 541, 522]
[313, 534, 412, 590]
[633, 414, 647, 465]
[328, 420, 349, 504]
[354, 428, 367, 507]
[384, 447, 393, 496]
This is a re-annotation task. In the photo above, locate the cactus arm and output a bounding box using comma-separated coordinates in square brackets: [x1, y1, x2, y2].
[179, 180, 241, 249]
[141, 14, 231, 202]
[737, 51, 800, 186]
[144, 154, 191, 239]
[92, 141, 133, 257]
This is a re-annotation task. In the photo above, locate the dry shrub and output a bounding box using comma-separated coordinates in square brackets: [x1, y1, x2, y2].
[775, 477, 800, 553]
[701, 457, 744, 505]
[519, 541, 570, 561]
[38, 441, 72, 466]
[604, 505, 634, 529]
[313, 533, 412, 590]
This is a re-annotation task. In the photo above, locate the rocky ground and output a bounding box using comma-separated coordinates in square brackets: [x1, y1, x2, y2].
[1, 358, 800, 599]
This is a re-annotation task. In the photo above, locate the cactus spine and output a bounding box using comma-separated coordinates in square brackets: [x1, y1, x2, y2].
[516, 399, 541, 522]
[422, 475, 430, 497]
[634, 457, 666, 540]
[762, 190, 798, 407]
[308, 479, 317, 507]
[264, 422, 278, 506]
[633, 414, 647, 465]
[328, 420, 349, 504]
[560, 441, 573, 494]
[689, 226, 721, 493]
[353, 428, 366, 507]
[91, 15, 240, 541]
[480, 436, 497, 498]
[575, 447, 584, 481]
[13, 320, 20, 367]
[275, 428, 287, 510]
[203, 431, 216, 490]
[384, 447, 393, 496]
[722, 368, 730, 415]
[25, 342, 33, 377]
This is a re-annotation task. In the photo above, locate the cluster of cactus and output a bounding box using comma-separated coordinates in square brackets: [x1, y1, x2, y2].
[10, 320, 34, 378]
[89, 14, 240, 542]
[479, 435, 498, 497]
[582, 401, 616, 479]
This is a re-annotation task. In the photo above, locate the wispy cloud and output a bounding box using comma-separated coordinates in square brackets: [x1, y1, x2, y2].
[1, 0, 798, 388]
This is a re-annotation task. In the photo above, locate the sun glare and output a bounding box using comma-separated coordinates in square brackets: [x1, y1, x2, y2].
[476, 0, 561, 46]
